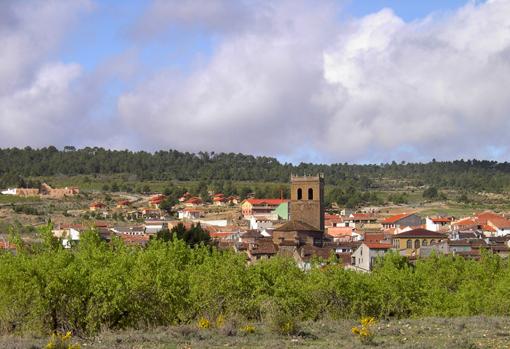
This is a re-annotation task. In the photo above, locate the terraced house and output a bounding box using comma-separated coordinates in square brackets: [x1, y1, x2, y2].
[392, 228, 448, 257]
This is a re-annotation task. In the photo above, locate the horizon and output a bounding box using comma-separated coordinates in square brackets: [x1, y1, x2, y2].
[1, 0, 510, 164]
[2, 145, 509, 167]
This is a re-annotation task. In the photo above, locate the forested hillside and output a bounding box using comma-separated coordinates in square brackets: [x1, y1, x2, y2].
[1, 146, 510, 192]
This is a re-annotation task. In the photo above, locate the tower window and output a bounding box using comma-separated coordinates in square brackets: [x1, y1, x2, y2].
[297, 188, 302, 200]
[308, 188, 313, 200]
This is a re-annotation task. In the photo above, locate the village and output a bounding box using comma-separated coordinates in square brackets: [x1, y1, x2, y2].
[2, 174, 510, 272]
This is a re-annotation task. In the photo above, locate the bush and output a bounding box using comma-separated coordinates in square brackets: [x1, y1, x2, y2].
[2, 225, 510, 337]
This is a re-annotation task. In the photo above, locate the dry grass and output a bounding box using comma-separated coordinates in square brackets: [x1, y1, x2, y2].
[2, 317, 510, 349]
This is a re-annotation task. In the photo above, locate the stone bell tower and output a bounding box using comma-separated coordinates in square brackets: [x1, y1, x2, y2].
[290, 174, 324, 231]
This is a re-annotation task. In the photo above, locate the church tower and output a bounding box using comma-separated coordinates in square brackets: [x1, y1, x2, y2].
[290, 174, 324, 231]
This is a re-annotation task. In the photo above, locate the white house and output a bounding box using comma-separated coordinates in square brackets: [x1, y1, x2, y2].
[488, 218, 510, 237]
[249, 216, 274, 231]
[425, 217, 451, 232]
[62, 227, 82, 248]
[350, 242, 392, 272]
[178, 208, 202, 220]
[1, 188, 17, 195]
[198, 219, 228, 227]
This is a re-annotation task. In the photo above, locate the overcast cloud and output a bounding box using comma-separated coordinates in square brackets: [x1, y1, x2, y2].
[1, 0, 510, 163]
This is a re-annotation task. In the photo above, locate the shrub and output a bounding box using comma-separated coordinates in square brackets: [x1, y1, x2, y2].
[351, 317, 377, 345]
[197, 317, 211, 329]
[45, 331, 80, 349]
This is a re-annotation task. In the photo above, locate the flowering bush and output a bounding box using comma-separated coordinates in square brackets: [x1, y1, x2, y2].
[197, 317, 211, 329]
[240, 324, 256, 334]
[45, 331, 80, 349]
[351, 317, 377, 345]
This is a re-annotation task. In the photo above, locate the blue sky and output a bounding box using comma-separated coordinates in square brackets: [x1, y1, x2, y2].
[63, 0, 472, 73]
[2, 0, 510, 164]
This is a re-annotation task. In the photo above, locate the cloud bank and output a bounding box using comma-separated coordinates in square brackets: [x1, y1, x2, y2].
[118, 0, 510, 162]
[0, 0, 94, 148]
[2, 0, 510, 163]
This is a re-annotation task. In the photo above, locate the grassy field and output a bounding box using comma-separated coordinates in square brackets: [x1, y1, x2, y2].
[3, 317, 510, 349]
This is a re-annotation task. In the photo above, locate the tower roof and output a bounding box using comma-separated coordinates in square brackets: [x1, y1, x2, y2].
[274, 220, 322, 232]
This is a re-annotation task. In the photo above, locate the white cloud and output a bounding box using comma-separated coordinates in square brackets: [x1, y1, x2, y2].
[322, 0, 510, 161]
[0, 0, 95, 148]
[120, 0, 340, 156]
[119, 0, 510, 162]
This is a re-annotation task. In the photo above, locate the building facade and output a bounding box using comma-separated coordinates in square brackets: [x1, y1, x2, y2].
[289, 174, 324, 231]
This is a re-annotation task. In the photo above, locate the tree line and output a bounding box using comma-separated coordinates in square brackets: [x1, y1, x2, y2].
[2, 147, 510, 192]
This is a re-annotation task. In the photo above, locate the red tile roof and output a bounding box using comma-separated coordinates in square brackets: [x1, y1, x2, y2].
[244, 199, 287, 206]
[394, 228, 447, 238]
[488, 217, 510, 229]
[364, 242, 392, 249]
[326, 227, 354, 238]
[453, 217, 478, 226]
[430, 217, 451, 223]
[185, 197, 202, 204]
[476, 211, 505, 224]
[382, 212, 416, 224]
[350, 213, 376, 220]
[90, 202, 105, 208]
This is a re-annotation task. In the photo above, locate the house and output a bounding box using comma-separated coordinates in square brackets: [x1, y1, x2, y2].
[272, 201, 289, 220]
[149, 194, 166, 208]
[226, 196, 240, 205]
[346, 213, 378, 227]
[119, 234, 150, 247]
[340, 208, 355, 216]
[326, 227, 360, 242]
[294, 245, 335, 270]
[89, 202, 106, 212]
[62, 227, 83, 248]
[487, 217, 510, 237]
[111, 226, 146, 235]
[363, 232, 387, 244]
[272, 220, 324, 247]
[144, 219, 170, 234]
[246, 238, 277, 263]
[209, 231, 241, 241]
[39, 183, 79, 198]
[213, 196, 226, 206]
[451, 211, 508, 236]
[178, 192, 191, 202]
[1, 188, 39, 196]
[241, 199, 287, 218]
[425, 216, 451, 232]
[392, 228, 447, 256]
[138, 207, 161, 218]
[184, 197, 202, 207]
[382, 213, 422, 230]
[1, 183, 79, 198]
[116, 200, 131, 209]
[178, 208, 202, 220]
[52, 223, 84, 248]
[249, 216, 274, 231]
[325, 213, 344, 228]
[350, 242, 392, 272]
[240, 230, 264, 244]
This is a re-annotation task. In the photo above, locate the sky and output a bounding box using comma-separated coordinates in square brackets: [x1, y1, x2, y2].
[1, 0, 509, 164]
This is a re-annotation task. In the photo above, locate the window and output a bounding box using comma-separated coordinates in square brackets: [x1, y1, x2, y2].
[422, 240, 428, 247]
[414, 239, 420, 249]
[406, 239, 412, 248]
[308, 188, 314, 200]
[297, 188, 302, 200]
